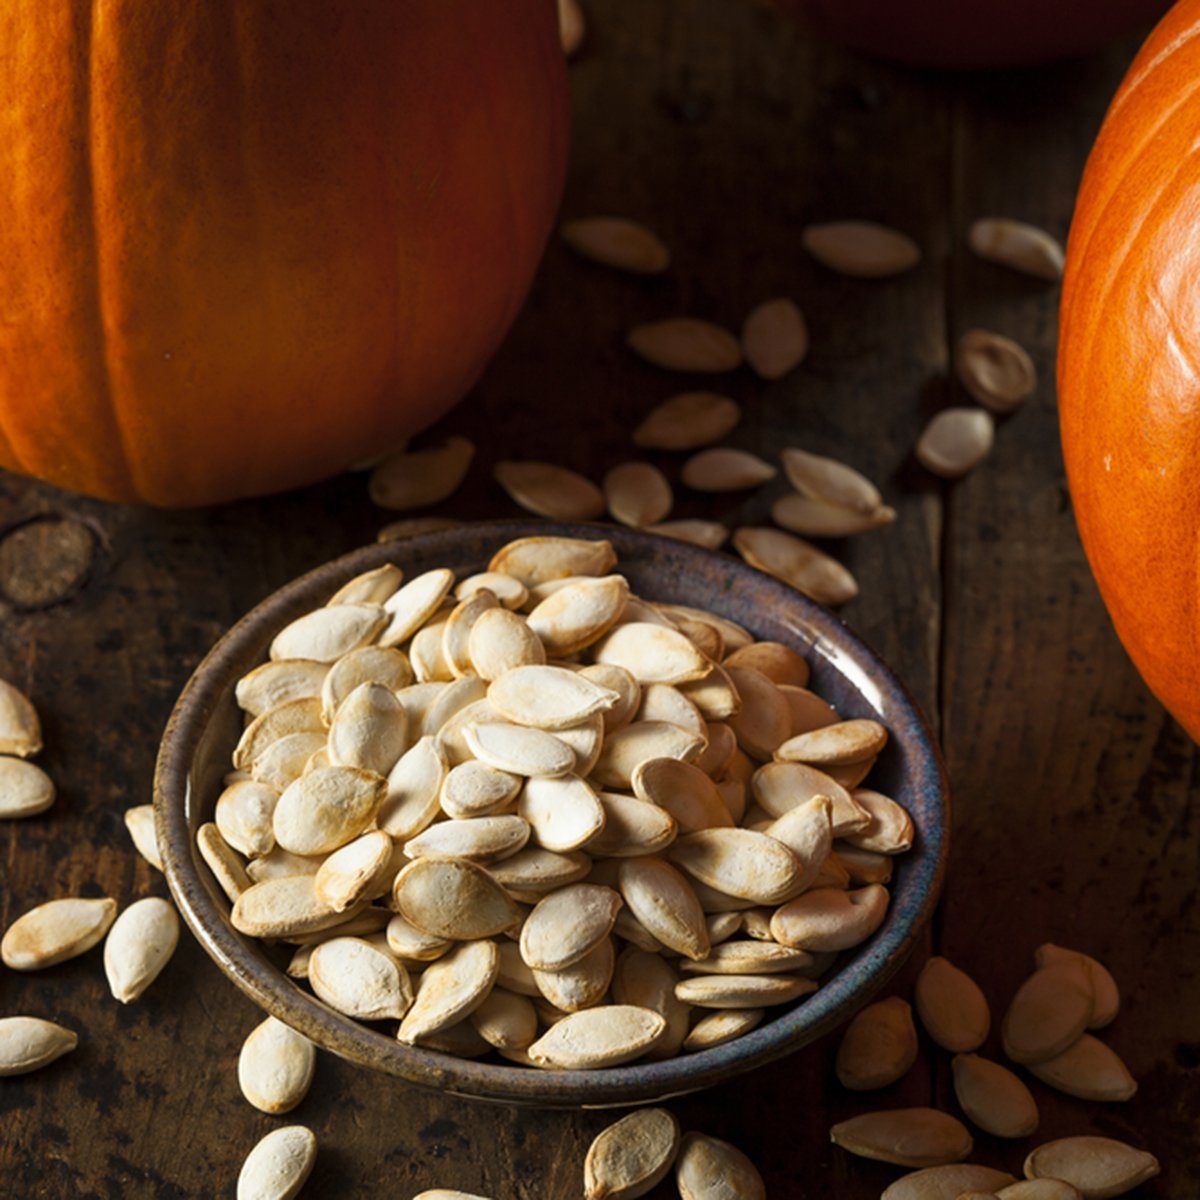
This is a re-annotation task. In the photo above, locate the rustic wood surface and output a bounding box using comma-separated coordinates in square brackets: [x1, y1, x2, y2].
[1, 2, 1192, 1195]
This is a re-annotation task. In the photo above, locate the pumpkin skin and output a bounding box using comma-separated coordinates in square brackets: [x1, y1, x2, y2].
[0, 1, 568, 506]
[775, 0, 1168, 69]
[1059, 0, 1200, 739]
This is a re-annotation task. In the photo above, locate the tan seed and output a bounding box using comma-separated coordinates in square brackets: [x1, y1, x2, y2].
[468, 608, 547, 681]
[2, 896, 117, 970]
[489, 846, 592, 894]
[327, 563, 405, 606]
[377, 516, 462, 542]
[103, 897, 179, 1003]
[836, 996, 918, 1090]
[955, 329, 1036, 413]
[393, 858, 521, 940]
[494, 460, 604, 521]
[1001, 959, 1094, 1064]
[558, 0, 584, 54]
[233, 697, 325, 771]
[230, 875, 346, 940]
[314, 830, 394, 911]
[675, 1133, 765, 1200]
[844, 789, 913, 854]
[1023, 1137, 1159, 1198]
[0, 1016, 78, 1076]
[441, 760, 521, 819]
[733, 526, 858, 606]
[726, 666, 792, 759]
[269, 603, 385, 663]
[998, 1183, 1084, 1200]
[386, 913, 452, 963]
[591, 722, 705, 790]
[633, 392, 741, 451]
[604, 461, 673, 527]
[916, 408, 995, 479]
[584, 1107, 681, 1200]
[645, 520, 730, 550]
[561, 215, 669, 275]
[952, 1053, 1040, 1138]
[245, 846, 321, 884]
[764, 796, 832, 888]
[533, 936, 615, 1011]
[487, 536, 616, 587]
[1034, 943, 1120, 1029]
[618, 855, 710, 960]
[455, 571, 529, 611]
[0, 678, 41, 757]
[967, 217, 1064, 281]
[881, 1165, 1016, 1200]
[378, 736, 447, 840]
[915, 956, 991, 1052]
[236, 659, 329, 719]
[670, 828, 802, 905]
[273, 765, 383, 856]
[681, 939, 813, 976]
[770, 885, 889, 951]
[627, 318, 742, 373]
[0, 757, 55, 819]
[488, 665, 619, 730]
[775, 718, 886, 766]
[124, 804, 163, 870]
[236, 1125, 316, 1200]
[781, 447, 884, 515]
[198, 822, 253, 900]
[742, 297, 808, 379]
[309, 936, 412, 1020]
[802, 220, 920, 277]
[682, 447, 776, 492]
[611, 947, 691, 1059]
[216, 780, 280, 859]
[469, 987, 539, 1049]
[588, 792, 678, 857]
[404, 814, 529, 863]
[465, 722, 576, 778]
[378, 568, 456, 647]
[1027, 1034, 1136, 1102]
[238, 1016, 315, 1115]
[527, 1005, 666, 1069]
[751, 760, 867, 835]
[398, 938, 500, 1044]
[368, 436, 474, 510]
[594, 622, 711, 686]
[519, 884, 622, 971]
[683, 1008, 763, 1052]
[250, 731, 327, 791]
[830, 1108, 972, 1168]
[772, 493, 897, 537]
[632, 757, 731, 834]
[675, 972, 814, 1008]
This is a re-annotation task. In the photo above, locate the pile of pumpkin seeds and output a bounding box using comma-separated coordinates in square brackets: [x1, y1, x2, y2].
[205, 534, 912, 1074]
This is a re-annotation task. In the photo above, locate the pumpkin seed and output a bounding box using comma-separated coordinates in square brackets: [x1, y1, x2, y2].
[467, 608, 548, 681]
[770, 885, 889, 950]
[951, 1052, 1040, 1138]
[378, 568, 456, 647]
[413, 1193, 492, 1200]
[237, 1125, 316, 1200]
[404, 814, 529, 862]
[527, 1005, 666, 1068]
[494, 460, 605, 520]
[103, 897, 179, 1003]
[469, 987, 539, 1049]
[269, 603, 385, 663]
[1027, 1033, 1137, 1101]
[762, 796, 832, 886]
[775, 718, 886, 766]
[327, 563, 405, 606]
[882, 1165, 1016, 1200]
[216, 780, 280, 858]
[617, 855, 710, 960]
[410, 612, 455, 683]
[646, 520, 730, 550]
[772, 493, 897, 537]
[420, 679, 488, 738]
[314, 830, 394, 911]
[836, 843, 894, 885]
[998, 1183, 1084, 1200]
[967, 217, 1064, 281]
[633, 392, 741, 451]
[670, 828, 802, 904]
[675, 972, 814, 1008]
[0, 757, 55, 819]
[440, 591, 499, 678]
[591, 722, 706, 790]
[386, 913, 452, 963]
[0, 678, 41, 757]
[518, 884, 622, 971]
[233, 697, 325, 770]
[915, 956, 991, 1051]
[2, 896, 117, 970]
[750, 760, 866, 834]
[916, 408, 995, 478]
[1023, 1137, 1159, 1198]
[0, 1016, 78, 1076]
[246, 846, 322, 883]
[455, 571, 529, 611]
[593, 621, 711, 686]
[831, 1108, 972, 1168]
[488, 536, 616, 587]
[309, 935, 412, 1020]
[465, 722, 576, 778]
[378, 736, 448, 839]
[377, 516, 462, 542]
[781, 446, 883, 514]
[441, 760, 521, 819]
[489, 846, 592, 894]
[955, 329, 1036, 413]
[742, 297, 808, 379]
[231, 876, 347, 939]
[678, 664, 740, 722]
[124, 804, 163, 870]
[635, 686, 705, 738]
[238, 1016, 315, 1114]
[626, 318, 742, 373]
[1001, 959, 1094, 1064]
[836, 996, 918, 1090]
[584, 1107, 681, 1200]
[368, 436, 474, 510]
[272, 765, 383, 856]
[393, 858, 521, 940]
[681, 939, 813, 976]
[695, 722, 737, 777]
[487, 665, 619, 731]
[843, 789, 913, 854]
[558, 0, 584, 53]
[533, 936, 615, 1011]
[683, 1008, 763, 1052]
[398, 939, 500, 1043]
[611, 947, 691, 1059]
[802, 219, 920, 277]
[659, 603, 753, 653]
[198, 822, 253, 900]
[681, 447, 777, 492]
[725, 666, 791, 759]
[631, 757, 731, 833]
[1034, 943, 1119, 1029]
[561, 216, 669, 275]
[733, 526, 859, 606]
[237, 659, 330, 720]
[285, 905, 387, 946]
[675, 1132, 765, 1200]
[251, 731, 328, 791]
[603, 461, 673, 528]
[588, 791, 678, 857]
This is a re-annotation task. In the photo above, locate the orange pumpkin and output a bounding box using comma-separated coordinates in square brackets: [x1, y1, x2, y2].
[775, 0, 1167, 68]
[1059, 0, 1200, 739]
[0, 2, 568, 506]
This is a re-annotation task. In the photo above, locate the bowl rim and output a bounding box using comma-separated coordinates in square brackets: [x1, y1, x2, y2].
[154, 518, 948, 1107]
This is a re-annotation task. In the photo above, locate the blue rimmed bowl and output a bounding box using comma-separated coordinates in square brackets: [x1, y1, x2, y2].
[154, 518, 948, 1108]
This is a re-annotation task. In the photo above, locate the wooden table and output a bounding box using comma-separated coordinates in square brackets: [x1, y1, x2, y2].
[1, 3, 1192, 1195]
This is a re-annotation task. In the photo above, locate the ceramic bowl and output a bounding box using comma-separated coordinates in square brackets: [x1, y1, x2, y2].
[154, 519, 948, 1107]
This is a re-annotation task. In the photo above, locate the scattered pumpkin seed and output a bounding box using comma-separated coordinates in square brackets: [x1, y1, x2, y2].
[626, 318, 742, 373]
[955, 329, 1036, 413]
[1001, 959, 1094, 1064]
[0, 678, 41, 757]
[0, 1016, 78, 1076]
[915, 956, 991, 1052]
[836, 996, 918, 1090]
[681, 447, 777, 492]
[916, 408, 995, 478]
[675, 1132, 765, 1200]
[0, 757, 55, 818]
[103, 897, 179, 1003]
[802, 220, 920, 278]
[952, 1053, 1040, 1138]
[561, 215, 669, 275]
[236, 1125, 316, 1200]
[584, 1107, 681, 1200]
[967, 217, 1064, 281]
[1, 896, 118, 970]
[1023, 1136, 1158, 1198]
[368, 436, 474, 511]
[733, 526, 859, 606]
[238, 1016, 315, 1115]
[830, 1107, 973, 1168]
[633, 392, 741, 451]
[493, 460, 605, 520]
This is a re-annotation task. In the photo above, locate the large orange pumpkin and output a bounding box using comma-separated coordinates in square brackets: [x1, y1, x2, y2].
[0, 2, 568, 506]
[1059, 0, 1200, 739]
[775, 0, 1168, 68]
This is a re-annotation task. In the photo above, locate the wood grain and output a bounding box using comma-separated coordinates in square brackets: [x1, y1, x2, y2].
[0, 2, 1180, 1196]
